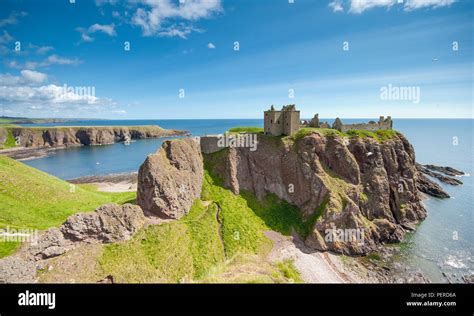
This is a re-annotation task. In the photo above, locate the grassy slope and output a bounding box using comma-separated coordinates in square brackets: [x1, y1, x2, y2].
[94, 170, 301, 283]
[0, 127, 18, 149]
[0, 156, 136, 257]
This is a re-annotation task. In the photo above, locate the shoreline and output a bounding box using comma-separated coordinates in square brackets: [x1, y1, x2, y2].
[69, 172, 138, 193]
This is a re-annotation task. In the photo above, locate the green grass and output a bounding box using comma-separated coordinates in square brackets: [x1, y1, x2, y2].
[99, 221, 195, 283]
[0, 241, 21, 258]
[183, 200, 225, 278]
[290, 127, 344, 141]
[201, 171, 269, 257]
[240, 191, 326, 239]
[345, 129, 398, 142]
[0, 156, 136, 258]
[1, 128, 17, 149]
[227, 126, 264, 134]
[276, 259, 303, 283]
[289, 127, 398, 143]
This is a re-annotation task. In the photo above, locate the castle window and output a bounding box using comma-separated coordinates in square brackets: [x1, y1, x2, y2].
[277, 120, 280, 124]
[270, 120, 273, 124]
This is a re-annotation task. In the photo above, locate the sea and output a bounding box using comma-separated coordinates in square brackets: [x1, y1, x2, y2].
[19, 119, 473, 283]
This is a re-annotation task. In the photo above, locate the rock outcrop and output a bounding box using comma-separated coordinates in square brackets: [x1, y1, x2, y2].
[29, 203, 145, 260]
[137, 138, 204, 219]
[1, 125, 187, 149]
[0, 203, 146, 283]
[417, 163, 463, 186]
[205, 132, 442, 255]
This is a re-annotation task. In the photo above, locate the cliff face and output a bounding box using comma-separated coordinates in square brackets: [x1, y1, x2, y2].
[137, 138, 204, 219]
[4, 126, 187, 148]
[205, 132, 428, 255]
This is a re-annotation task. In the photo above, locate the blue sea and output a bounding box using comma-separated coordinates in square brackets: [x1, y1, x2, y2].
[20, 119, 473, 283]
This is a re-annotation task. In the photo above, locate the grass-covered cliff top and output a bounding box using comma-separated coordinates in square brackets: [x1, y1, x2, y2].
[292, 127, 399, 142]
[227, 126, 264, 134]
[226, 126, 399, 143]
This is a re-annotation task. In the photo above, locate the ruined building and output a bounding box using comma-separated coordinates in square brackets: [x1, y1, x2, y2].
[264, 104, 300, 136]
[332, 116, 393, 132]
[264, 104, 392, 136]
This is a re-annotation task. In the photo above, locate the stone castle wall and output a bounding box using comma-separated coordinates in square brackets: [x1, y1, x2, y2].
[200, 135, 221, 154]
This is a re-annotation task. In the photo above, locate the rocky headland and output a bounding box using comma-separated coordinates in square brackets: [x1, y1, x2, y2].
[0, 125, 188, 159]
[136, 131, 460, 256]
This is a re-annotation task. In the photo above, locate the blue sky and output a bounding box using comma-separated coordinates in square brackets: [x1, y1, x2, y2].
[0, 0, 472, 119]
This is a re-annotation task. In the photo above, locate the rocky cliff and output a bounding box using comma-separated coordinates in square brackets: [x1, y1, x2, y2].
[0, 125, 187, 149]
[137, 138, 204, 219]
[204, 132, 443, 255]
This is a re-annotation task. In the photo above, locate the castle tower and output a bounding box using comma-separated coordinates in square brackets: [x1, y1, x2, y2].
[264, 105, 300, 136]
[332, 117, 343, 132]
[310, 114, 320, 128]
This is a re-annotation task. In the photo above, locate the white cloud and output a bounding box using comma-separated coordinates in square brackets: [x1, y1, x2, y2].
[95, 0, 118, 6]
[333, 0, 457, 13]
[28, 43, 54, 55]
[349, 0, 396, 14]
[207, 42, 216, 49]
[158, 24, 203, 39]
[404, 0, 456, 10]
[0, 30, 14, 44]
[20, 70, 48, 83]
[43, 55, 81, 67]
[0, 71, 118, 117]
[329, 0, 344, 12]
[76, 23, 116, 42]
[88, 23, 117, 36]
[7, 55, 81, 70]
[0, 70, 48, 85]
[0, 11, 27, 27]
[131, 0, 222, 37]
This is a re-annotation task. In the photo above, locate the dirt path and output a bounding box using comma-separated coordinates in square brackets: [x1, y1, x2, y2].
[265, 231, 367, 283]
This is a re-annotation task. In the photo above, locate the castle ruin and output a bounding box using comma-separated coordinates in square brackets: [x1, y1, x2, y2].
[265, 105, 392, 136]
[264, 104, 300, 136]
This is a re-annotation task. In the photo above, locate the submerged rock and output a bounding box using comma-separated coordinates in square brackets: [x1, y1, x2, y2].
[137, 138, 204, 219]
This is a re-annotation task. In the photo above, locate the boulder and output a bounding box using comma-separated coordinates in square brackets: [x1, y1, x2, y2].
[137, 138, 204, 219]
[29, 203, 145, 260]
[60, 203, 146, 243]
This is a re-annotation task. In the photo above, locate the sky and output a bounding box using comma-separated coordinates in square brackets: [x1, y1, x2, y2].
[0, 0, 472, 119]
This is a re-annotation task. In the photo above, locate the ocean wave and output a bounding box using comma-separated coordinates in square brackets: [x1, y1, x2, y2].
[443, 254, 469, 269]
